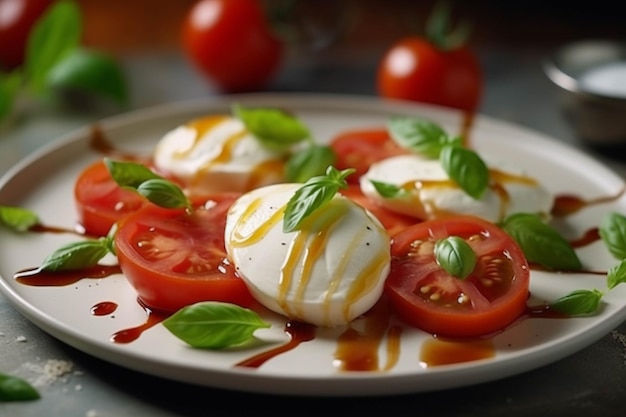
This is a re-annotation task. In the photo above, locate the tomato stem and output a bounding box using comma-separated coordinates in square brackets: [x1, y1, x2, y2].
[425, 1, 471, 51]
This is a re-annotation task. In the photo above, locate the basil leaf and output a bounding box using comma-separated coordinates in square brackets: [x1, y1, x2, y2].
[25, 0, 82, 92]
[234, 104, 310, 151]
[607, 259, 626, 290]
[0, 71, 22, 120]
[550, 289, 604, 316]
[136, 179, 190, 209]
[283, 166, 354, 233]
[46, 48, 128, 106]
[162, 301, 271, 349]
[40, 239, 110, 271]
[0, 206, 39, 232]
[370, 180, 405, 198]
[0, 372, 40, 401]
[500, 213, 582, 271]
[434, 236, 476, 279]
[285, 144, 336, 183]
[104, 158, 161, 188]
[598, 212, 626, 260]
[440, 145, 489, 199]
[387, 115, 459, 158]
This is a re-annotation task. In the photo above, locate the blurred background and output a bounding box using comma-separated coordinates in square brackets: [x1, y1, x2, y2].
[74, 0, 626, 103]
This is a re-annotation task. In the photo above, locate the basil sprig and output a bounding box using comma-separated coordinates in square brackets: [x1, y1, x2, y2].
[0, 206, 39, 232]
[1, 0, 127, 121]
[388, 115, 457, 158]
[0, 372, 40, 402]
[234, 104, 311, 151]
[525, 211, 626, 316]
[434, 236, 477, 279]
[387, 115, 489, 199]
[283, 166, 355, 233]
[163, 301, 271, 349]
[40, 224, 116, 271]
[104, 158, 191, 210]
[500, 213, 582, 271]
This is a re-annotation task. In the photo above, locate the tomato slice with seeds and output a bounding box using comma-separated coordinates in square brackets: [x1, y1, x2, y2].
[385, 215, 530, 337]
[114, 193, 254, 313]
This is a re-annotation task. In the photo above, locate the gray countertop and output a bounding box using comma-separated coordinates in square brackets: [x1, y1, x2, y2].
[2, 40, 626, 417]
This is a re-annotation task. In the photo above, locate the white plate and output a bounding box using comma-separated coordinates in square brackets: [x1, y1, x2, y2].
[1, 93, 625, 396]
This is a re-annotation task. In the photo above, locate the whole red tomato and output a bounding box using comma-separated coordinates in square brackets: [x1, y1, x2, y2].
[182, 0, 283, 92]
[0, 0, 54, 70]
[377, 4, 482, 113]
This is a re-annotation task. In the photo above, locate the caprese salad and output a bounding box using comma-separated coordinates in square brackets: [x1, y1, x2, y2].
[3, 104, 626, 356]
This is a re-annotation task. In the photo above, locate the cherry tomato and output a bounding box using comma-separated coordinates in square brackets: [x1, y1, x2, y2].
[340, 184, 417, 236]
[377, 37, 482, 112]
[182, 0, 283, 92]
[385, 216, 530, 337]
[114, 193, 254, 313]
[0, 0, 54, 70]
[73, 160, 146, 237]
[329, 128, 408, 184]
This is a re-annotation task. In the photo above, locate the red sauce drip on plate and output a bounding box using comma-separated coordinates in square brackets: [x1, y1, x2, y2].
[14, 265, 121, 286]
[235, 321, 316, 368]
[91, 301, 118, 316]
[420, 338, 495, 367]
[552, 188, 625, 217]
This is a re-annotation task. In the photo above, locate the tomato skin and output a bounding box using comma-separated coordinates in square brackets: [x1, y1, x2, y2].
[74, 160, 147, 237]
[330, 128, 408, 184]
[182, 0, 283, 92]
[377, 37, 482, 112]
[114, 193, 254, 313]
[385, 216, 529, 338]
[0, 0, 54, 70]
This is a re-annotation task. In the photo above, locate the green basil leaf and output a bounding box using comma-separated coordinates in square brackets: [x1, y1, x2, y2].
[434, 236, 476, 279]
[25, 0, 82, 92]
[285, 144, 336, 183]
[550, 289, 603, 316]
[500, 213, 582, 271]
[439, 144, 489, 199]
[234, 104, 311, 151]
[104, 158, 161, 188]
[46, 48, 128, 106]
[40, 239, 110, 271]
[370, 180, 405, 198]
[283, 166, 354, 233]
[162, 301, 271, 349]
[136, 179, 190, 209]
[0, 71, 22, 120]
[607, 259, 626, 290]
[0, 372, 40, 401]
[598, 212, 626, 260]
[0, 206, 39, 232]
[387, 115, 459, 158]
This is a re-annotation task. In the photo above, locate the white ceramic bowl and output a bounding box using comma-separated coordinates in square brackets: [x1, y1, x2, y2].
[544, 39, 626, 148]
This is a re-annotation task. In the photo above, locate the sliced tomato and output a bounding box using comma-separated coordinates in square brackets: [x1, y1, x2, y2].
[340, 184, 417, 236]
[114, 193, 254, 313]
[329, 128, 408, 184]
[74, 160, 147, 237]
[385, 216, 530, 337]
